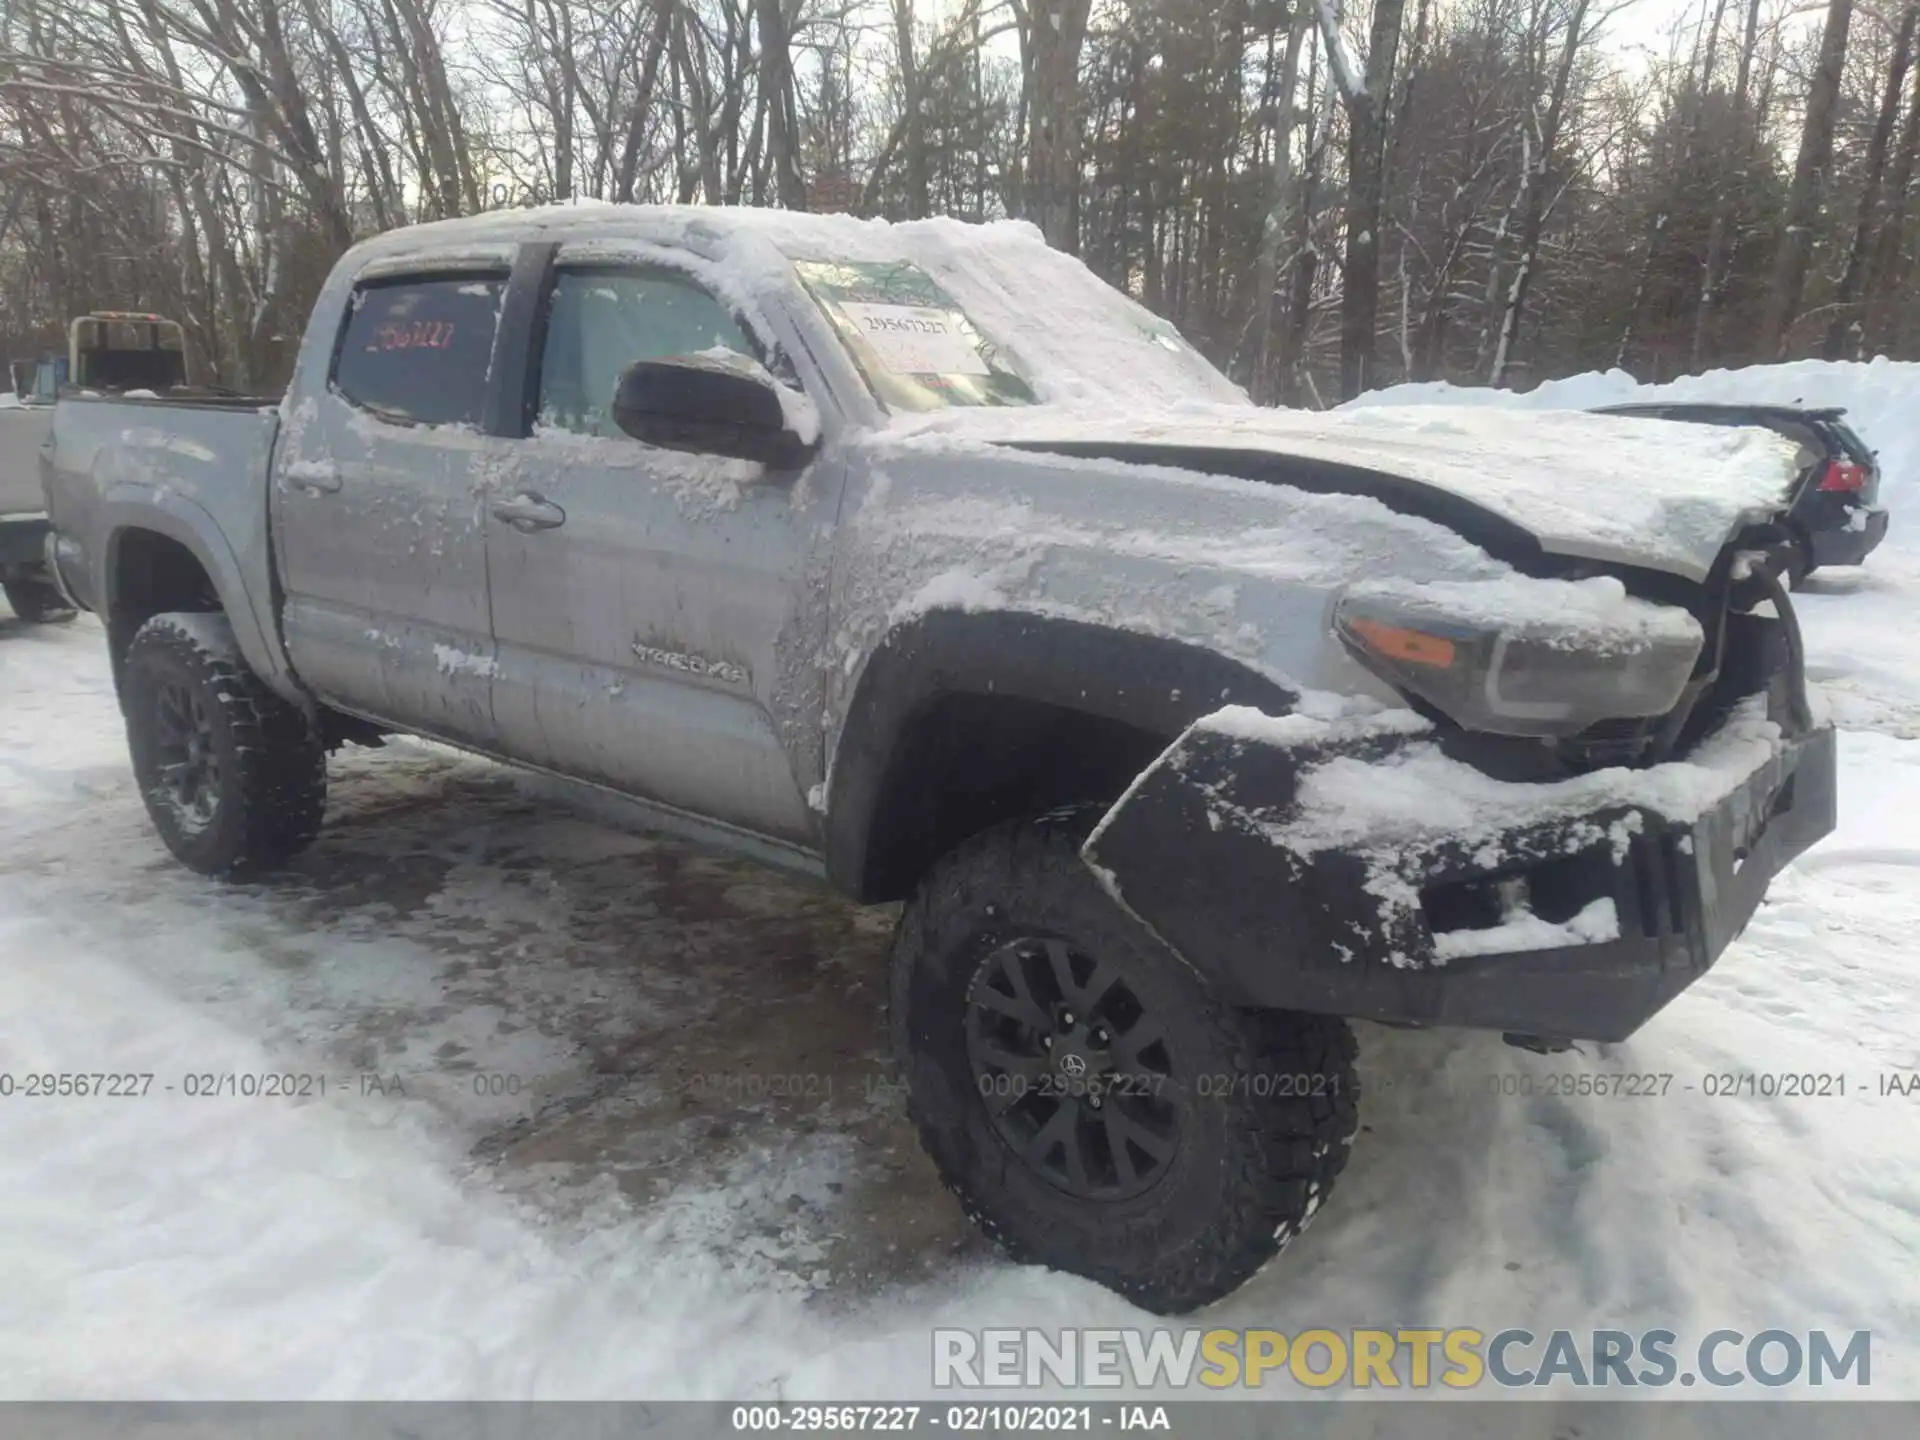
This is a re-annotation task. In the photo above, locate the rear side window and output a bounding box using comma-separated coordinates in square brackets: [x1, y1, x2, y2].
[1824, 419, 1876, 466]
[335, 275, 505, 426]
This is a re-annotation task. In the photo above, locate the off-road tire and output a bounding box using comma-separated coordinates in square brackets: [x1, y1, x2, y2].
[122, 612, 327, 876]
[4, 576, 77, 624]
[889, 814, 1359, 1314]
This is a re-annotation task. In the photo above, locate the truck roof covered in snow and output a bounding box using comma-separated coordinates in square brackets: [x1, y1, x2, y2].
[337, 203, 1247, 415]
[343, 205, 1802, 581]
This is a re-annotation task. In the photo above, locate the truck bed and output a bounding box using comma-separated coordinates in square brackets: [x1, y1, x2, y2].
[42, 392, 282, 658]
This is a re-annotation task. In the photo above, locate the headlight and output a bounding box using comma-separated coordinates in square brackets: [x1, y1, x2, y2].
[1332, 576, 1705, 738]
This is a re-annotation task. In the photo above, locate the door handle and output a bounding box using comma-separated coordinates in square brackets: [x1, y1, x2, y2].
[283, 468, 342, 495]
[491, 492, 566, 532]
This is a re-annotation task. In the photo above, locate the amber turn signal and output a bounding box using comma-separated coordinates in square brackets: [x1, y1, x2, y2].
[1345, 615, 1457, 669]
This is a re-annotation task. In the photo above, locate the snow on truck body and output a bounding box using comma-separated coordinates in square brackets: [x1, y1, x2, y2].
[39, 203, 1835, 1311]
[40, 199, 1824, 1023]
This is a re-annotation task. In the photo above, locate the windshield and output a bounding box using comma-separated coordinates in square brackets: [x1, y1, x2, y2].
[1826, 418, 1877, 466]
[792, 258, 1036, 412]
[777, 223, 1247, 413]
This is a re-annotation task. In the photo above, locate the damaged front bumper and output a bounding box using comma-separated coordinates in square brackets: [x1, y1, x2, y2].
[1808, 505, 1889, 568]
[1083, 705, 1837, 1044]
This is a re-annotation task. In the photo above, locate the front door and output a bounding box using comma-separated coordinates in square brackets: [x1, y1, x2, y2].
[485, 257, 826, 843]
[274, 264, 510, 748]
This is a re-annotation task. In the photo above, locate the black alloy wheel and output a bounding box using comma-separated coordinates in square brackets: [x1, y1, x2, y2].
[151, 677, 223, 833]
[965, 935, 1181, 1200]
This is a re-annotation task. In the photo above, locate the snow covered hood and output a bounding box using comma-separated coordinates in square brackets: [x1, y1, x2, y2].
[891, 403, 1804, 583]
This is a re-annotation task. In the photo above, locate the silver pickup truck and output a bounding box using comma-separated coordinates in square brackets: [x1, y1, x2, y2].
[44, 205, 1835, 1312]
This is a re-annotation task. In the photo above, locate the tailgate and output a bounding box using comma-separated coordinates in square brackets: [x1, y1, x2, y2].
[0, 406, 53, 517]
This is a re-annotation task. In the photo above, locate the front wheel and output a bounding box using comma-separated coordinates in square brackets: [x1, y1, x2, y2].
[4, 576, 77, 624]
[889, 815, 1359, 1313]
[122, 612, 327, 876]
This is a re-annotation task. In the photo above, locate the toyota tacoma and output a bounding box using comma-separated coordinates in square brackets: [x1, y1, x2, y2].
[41, 206, 1835, 1313]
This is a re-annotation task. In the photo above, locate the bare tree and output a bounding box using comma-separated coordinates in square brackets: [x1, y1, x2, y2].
[1022, 0, 1093, 249]
[5, 0, 1920, 402]
[1317, 0, 1409, 398]
[1823, 2, 1917, 358]
[1864, 14, 1920, 352]
[1251, 2, 1310, 403]
[1690, 0, 1766, 368]
[1759, 0, 1854, 357]
[1490, 0, 1592, 387]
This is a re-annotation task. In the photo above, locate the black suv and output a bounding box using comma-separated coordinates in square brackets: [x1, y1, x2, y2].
[1594, 403, 1889, 582]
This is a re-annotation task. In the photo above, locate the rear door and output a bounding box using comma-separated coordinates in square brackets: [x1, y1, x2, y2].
[484, 253, 824, 844]
[273, 259, 511, 747]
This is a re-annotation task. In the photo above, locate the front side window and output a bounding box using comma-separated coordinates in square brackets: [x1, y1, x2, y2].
[537, 267, 758, 438]
[791, 259, 1035, 413]
[335, 275, 505, 426]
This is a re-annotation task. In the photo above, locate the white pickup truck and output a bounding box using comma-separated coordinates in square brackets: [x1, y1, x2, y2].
[1, 389, 69, 623]
[42, 205, 1835, 1312]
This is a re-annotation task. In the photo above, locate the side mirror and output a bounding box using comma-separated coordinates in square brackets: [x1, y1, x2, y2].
[611, 352, 816, 469]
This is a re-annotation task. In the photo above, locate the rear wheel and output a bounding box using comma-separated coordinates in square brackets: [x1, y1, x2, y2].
[122, 612, 327, 876]
[4, 576, 76, 624]
[1785, 530, 1815, 588]
[889, 813, 1359, 1313]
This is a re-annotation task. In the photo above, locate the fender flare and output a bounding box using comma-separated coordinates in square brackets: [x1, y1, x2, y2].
[99, 488, 304, 708]
[822, 609, 1298, 900]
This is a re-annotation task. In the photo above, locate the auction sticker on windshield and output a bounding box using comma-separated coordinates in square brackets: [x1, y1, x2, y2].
[837, 302, 990, 376]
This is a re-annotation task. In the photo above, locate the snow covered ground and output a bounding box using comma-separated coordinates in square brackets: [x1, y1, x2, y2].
[2, 362, 1918, 1418]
